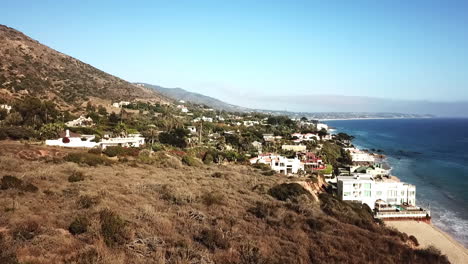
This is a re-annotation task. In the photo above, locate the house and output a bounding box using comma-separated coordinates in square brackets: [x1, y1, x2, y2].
[291, 133, 319, 143]
[187, 126, 197, 134]
[99, 136, 145, 149]
[352, 164, 390, 177]
[263, 134, 282, 142]
[112, 101, 131, 108]
[65, 115, 94, 127]
[346, 148, 376, 163]
[0, 104, 12, 113]
[243, 120, 259, 127]
[177, 105, 189, 113]
[337, 174, 416, 209]
[193, 116, 213, 122]
[281, 144, 307, 152]
[251, 141, 263, 153]
[249, 153, 304, 175]
[316, 123, 328, 131]
[300, 152, 325, 170]
[45, 130, 97, 148]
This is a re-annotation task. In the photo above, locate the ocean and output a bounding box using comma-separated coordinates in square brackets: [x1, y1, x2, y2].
[324, 118, 468, 247]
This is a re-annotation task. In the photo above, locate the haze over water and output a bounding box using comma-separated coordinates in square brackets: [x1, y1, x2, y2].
[325, 118, 468, 247]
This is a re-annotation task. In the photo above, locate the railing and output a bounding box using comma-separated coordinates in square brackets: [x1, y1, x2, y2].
[375, 210, 430, 219]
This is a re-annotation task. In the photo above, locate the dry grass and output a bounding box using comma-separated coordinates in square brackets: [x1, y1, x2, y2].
[0, 141, 449, 264]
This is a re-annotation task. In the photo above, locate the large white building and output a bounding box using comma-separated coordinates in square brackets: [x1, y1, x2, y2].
[316, 123, 328, 131]
[337, 174, 416, 209]
[346, 148, 376, 163]
[250, 154, 304, 175]
[45, 130, 145, 149]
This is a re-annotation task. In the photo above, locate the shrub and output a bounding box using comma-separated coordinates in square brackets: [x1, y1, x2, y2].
[12, 220, 40, 240]
[102, 146, 125, 157]
[203, 153, 214, 165]
[201, 191, 225, 206]
[87, 148, 102, 155]
[268, 183, 312, 202]
[0, 126, 36, 140]
[182, 155, 202, 167]
[64, 153, 112, 166]
[99, 209, 128, 247]
[211, 172, 223, 178]
[0, 175, 38, 192]
[195, 228, 230, 250]
[409, 235, 419, 246]
[261, 170, 275, 176]
[68, 171, 85, 182]
[248, 201, 277, 219]
[305, 217, 325, 232]
[77, 195, 99, 209]
[69, 216, 90, 235]
[252, 163, 271, 171]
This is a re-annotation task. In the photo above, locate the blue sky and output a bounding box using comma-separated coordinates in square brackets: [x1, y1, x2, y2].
[3, 0, 468, 112]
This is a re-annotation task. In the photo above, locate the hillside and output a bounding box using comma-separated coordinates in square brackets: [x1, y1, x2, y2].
[0, 25, 168, 107]
[0, 141, 449, 264]
[137, 83, 249, 112]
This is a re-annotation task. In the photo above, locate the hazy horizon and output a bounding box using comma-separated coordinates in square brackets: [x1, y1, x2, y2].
[3, 0, 468, 116]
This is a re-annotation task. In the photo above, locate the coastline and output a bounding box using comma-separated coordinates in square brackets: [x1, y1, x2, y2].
[319, 117, 432, 121]
[386, 221, 468, 264]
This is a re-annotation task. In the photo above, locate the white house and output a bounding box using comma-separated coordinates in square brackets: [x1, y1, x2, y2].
[193, 116, 213, 122]
[263, 134, 282, 142]
[291, 133, 319, 143]
[100, 136, 145, 149]
[281, 145, 307, 152]
[337, 174, 416, 209]
[112, 101, 131, 108]
[249, 153, 304, 175]
[346, 148, 376, 163]
[243, 120, 259, 127]
[0, 104, 12, 113]
[316, 123, 328, 131]
[352, 164, 390, 177]
[65, 115, 94, 127]
[45, 130, 97, 148]
[251, 141, 263, 153]
[187, 126, 197, 134]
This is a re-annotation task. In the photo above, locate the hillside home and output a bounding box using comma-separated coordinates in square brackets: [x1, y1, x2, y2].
[249, 153, 304, 175]
[187, 126, 197, 134]
[0, 104, 12, 113]
[300, 152, 325, 170]
[112, 101, 131, 108]
[337, 174, 416, 209]
[263, 134, 282, 142]
[291, 133, 319, 143]
[281, 144, 307, 152]
[65, 115, 94, 127]
[251, 141, 263, 153]
[243, 120, 259, 127]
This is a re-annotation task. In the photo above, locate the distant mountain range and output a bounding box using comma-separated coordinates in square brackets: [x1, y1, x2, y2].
[0, 25, 168, 108]
[136, 83, 249, 112]
[136, 82, 435, 120]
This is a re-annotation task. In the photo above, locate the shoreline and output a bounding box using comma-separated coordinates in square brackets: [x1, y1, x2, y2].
[320, 117, 433, 121]
[386, 221, 468, 264]
[328, 122, 468, 254]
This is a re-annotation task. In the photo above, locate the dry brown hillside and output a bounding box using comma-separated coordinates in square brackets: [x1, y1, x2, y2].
[0, 25, 169, 107]
[0, 141, 450, 264]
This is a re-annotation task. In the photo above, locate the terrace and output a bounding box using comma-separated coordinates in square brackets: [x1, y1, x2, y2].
[374, 202, 430, 220]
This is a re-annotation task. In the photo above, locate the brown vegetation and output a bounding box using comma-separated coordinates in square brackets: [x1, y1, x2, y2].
[0, 141, 450, 263]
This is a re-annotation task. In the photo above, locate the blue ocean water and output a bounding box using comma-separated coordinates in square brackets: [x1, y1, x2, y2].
[325, 118, 468, 247]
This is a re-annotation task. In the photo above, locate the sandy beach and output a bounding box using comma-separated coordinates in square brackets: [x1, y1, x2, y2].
[386, 221, 468, 264]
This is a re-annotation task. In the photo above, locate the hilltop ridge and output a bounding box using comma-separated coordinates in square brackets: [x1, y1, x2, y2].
[0, 25, 169, 108]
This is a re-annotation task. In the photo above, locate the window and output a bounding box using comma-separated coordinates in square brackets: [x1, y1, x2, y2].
[364, 183, 371, 189]
[344, 192, 351, 197]
[364, 190, 371, 197]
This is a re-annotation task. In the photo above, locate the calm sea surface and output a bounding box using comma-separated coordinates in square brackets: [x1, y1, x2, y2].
[325, 118, 468, 246]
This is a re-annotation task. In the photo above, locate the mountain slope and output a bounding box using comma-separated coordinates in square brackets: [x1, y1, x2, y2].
[0, 25, 168, 106]
[137, 83, 249, 112]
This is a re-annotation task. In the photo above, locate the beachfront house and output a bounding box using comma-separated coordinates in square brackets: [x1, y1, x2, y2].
[250, 153, 304, 175]
[346, 148, 376, 163]
[337, 174, 416, 209]
[317, 123, 328, 131]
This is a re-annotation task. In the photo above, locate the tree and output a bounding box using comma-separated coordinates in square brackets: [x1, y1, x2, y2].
[4, 112, 23, 126]
[159, 128, 189, 148]
[108, 112, 120, 124]
[0, 109, 8, 120]
[39, 123, 64, 139]
[98, 105, 108, 116]
[317, 128, 328, 140]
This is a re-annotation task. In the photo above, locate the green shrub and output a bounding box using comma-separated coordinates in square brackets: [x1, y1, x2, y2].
[103, 146, 140, 157]
[195, 228, 230, 250]
[203, 153, 214, 165]
[69, 216, 90, 235]
[0, 175, 38, 192]
[68, 171, 85, 182]
[261, 170, 275, 176]
[182, 155, 202, 167]
[201, 191, 225, 206]
[0, 126, 36, 140]
[64, 153, 112, 166]
[268, 183, 311, 202]
[99, 209, 128, 247]
[252, 163, 271, 171]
